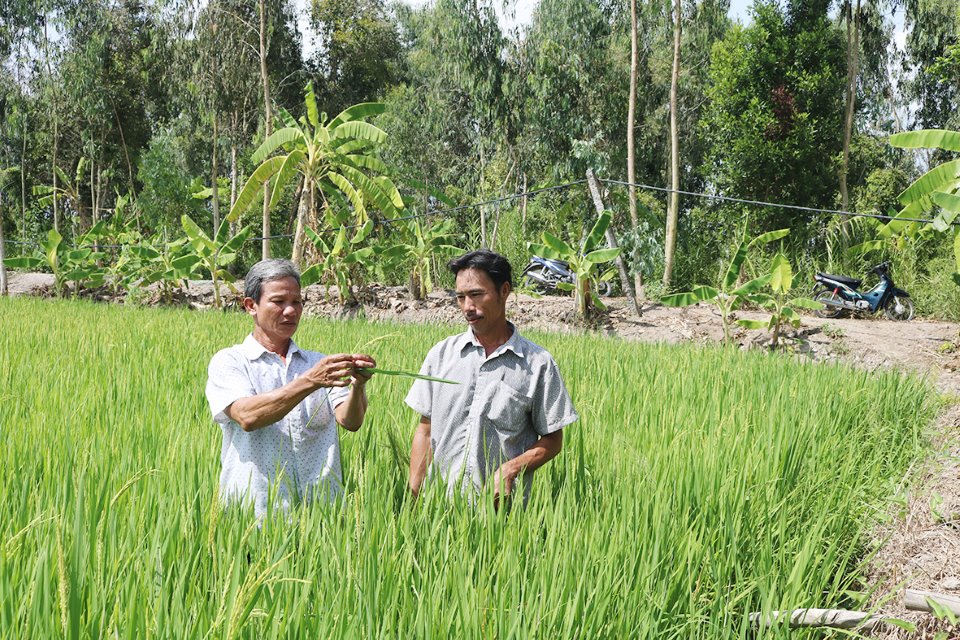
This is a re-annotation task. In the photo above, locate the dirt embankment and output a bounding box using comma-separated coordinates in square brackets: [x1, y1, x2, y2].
[7, 271, 960, 636]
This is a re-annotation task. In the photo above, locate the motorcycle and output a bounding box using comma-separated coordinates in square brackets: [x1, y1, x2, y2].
[521, 255, 612, 297]
[812, 262, 914, 321]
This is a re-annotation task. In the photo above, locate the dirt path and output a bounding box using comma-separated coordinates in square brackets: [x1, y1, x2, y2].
[6, 272, 960, 635]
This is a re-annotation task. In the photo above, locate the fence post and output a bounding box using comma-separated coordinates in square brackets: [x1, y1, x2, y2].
[586, 169, 641, 317]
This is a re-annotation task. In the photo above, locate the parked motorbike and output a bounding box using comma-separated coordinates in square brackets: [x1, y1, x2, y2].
[521, 255, 612, 296]
[813, 262, 914, 321]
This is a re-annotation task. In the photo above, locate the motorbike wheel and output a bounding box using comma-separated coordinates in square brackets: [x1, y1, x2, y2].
[883, 295, 914, 321]
[813, 288, 845, 319]
[594, 280, 613, 297]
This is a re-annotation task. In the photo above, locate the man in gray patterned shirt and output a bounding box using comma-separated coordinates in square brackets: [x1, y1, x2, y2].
[406, 250, 578, 504]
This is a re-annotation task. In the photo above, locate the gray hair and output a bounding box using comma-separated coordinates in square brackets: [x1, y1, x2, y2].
[244, 259, 301, 301]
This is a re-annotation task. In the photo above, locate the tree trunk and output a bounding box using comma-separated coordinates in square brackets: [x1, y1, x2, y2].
[491, 205, 502, 250]
[230, 141, 238, 209]
[212, 114, 220, 236]
[480, 205, 487, 248]
[259, 0, 273, 261]
[52, 122, 59, 234]
[839, 0, 861, 214]
[112, 101, 136, 199]
[230, 139, 238, 237]
[521, 173, 528, 234]
[408, 270, 423, 301]
[292, 179, 311, 268]
[90, 152, 97, 230]
[627, 0, 642, 299]
[662, 0, 682, 290]
[886, 72, 903, 133]
[44, 15, 60, 234]
[586, 169, 641, 317]
[20, 118, 27, 227]
[479, 141, 487, 247]
[0, 186, 7, 296]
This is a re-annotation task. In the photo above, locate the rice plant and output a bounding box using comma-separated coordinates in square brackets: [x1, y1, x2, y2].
[0, 297, 938, 638]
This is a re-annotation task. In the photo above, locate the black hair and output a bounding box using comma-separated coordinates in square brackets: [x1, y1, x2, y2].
[448, 249, 514, 290]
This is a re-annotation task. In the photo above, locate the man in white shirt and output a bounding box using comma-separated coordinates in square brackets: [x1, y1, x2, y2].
[206, 259, 376, 517]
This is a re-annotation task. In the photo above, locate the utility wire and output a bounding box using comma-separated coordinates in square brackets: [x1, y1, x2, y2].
[1, 177, 949, 250]
[599, 178, 945, 226]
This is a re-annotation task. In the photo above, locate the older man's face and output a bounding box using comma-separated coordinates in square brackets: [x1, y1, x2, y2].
[245, 276, 304, 341]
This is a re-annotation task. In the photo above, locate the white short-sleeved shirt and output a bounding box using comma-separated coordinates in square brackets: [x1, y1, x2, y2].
[206, 334, 350, 517]
[404, 326, 578, 499]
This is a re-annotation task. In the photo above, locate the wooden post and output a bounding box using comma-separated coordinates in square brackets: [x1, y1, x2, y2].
[586, 169, 642, 317]
[905, 589, 960, 617]
[749, 609, 879, 631]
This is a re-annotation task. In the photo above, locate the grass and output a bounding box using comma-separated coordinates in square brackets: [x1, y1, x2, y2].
[0, 296, 939, 638]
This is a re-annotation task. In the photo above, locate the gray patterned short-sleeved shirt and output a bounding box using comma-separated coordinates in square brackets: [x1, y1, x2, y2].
[405, 325, 578, 498]
[206, 335, 350, 517]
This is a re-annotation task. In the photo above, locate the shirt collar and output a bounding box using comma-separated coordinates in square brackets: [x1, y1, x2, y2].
[457, 323, 525, 358]
[239, 334, 302, 361]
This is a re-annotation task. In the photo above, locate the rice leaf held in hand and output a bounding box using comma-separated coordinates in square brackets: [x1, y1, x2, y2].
[359, 367, 459, 384]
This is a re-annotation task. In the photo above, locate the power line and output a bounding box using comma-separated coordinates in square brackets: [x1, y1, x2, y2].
[1, 176, 949, 251]
[599, 178, 945, 226]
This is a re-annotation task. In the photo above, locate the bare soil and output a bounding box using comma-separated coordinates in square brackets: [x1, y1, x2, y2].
[7, 271, 960, 635]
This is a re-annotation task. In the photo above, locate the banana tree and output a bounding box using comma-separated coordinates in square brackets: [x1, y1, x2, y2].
[228, 83, 403, 267]
[736, 252, 823, 348]
[3, 225, 107, 297]
[528, 211, 621, 319]
[887, 129, 960, 283]
[126, 235, 201, 305]
[381, 218, 462, 300]
[301, 222, 375, 304]
[661, 229, 790, 342]
[180, 215, 253, 309]
[33, 160, 87, 227]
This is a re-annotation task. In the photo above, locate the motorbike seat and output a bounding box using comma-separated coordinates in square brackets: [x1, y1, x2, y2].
[816, 273, 861, 289]
[540, 257, 570, 270]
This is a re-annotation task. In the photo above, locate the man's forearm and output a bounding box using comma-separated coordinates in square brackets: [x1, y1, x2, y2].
[500, 431, 563, 482]
[226, 376, 317, 432]
[408, 419, 432, 496]
[335, 385, 368, 431]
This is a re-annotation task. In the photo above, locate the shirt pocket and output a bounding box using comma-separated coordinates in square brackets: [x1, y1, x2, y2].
[302, 391, 334, 432]
[481, 381, 533, 434]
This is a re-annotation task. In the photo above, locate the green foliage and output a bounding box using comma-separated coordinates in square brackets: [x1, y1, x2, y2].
[3, 225, 110, 296]
[301, 223, 375, 304]
[179, 215, 253, 309]
[0, 297, 938, 637]
[661, 229, 790, 341]
[528, 210, 620, 317]
[738, 252, 823, 348]
[700, 3, 845, 236]
[137, 129, 207, 233]
[308, 0, 404, 115]
[381, 218, 462, 300]
[125, 235, 200, 305]
[230, 85, 402, 265]
[888, 128, 960, 284]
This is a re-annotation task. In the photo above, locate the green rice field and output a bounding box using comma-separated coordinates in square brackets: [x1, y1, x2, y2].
[0, 297, 939, 638]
